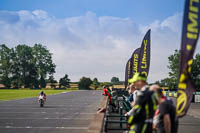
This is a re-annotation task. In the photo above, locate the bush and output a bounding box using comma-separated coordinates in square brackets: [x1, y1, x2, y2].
[78, 77, 92, 90]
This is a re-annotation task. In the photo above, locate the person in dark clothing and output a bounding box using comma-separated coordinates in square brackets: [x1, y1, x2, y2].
[127, 73, 158, 133]
[156, 88, 177, 133]
[128, 84, 135, 103]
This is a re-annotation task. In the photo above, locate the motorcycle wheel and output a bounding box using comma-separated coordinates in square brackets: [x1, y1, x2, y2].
[40, 100, 44, 107]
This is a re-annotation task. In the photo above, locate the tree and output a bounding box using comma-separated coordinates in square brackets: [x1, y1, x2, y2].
[48, 75, 57, 88]
[0, 45, 12, 88]
[59, 74, 70, 88]
[159, 78, 177, 90]
[10, 48, 22, 88]
[14, 45, 38, 88]
[92, 78, 100, 90]
[101, 82, 113, 88]
[191, 54, 200, 90]
[159, 50, 200, 90]
[111, 77, 120, 84]
[32, 44, 56, 88]
[78, 77, 92, 90]
[0, 44, 56, 89]
[167, 50, 180, 86]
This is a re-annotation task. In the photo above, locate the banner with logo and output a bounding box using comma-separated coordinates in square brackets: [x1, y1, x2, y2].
[125, 58, 131, 89]
[138, 29, 151, 77]
[177, 0, 200, 118]
[125, 48, 140, 89]
[131, 48, 140, 76]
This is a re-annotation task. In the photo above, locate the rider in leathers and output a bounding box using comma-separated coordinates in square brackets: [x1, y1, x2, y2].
[128, 73, 158, 133]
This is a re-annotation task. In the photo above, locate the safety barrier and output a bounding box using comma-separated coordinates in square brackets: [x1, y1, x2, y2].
[102, 88, 129, 132]
[103, 102, 128, 132]
[163, 91, 200, 103]
[163, 91, 177, 98]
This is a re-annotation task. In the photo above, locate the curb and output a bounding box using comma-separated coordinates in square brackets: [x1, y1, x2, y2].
[88, 96, 108, 133]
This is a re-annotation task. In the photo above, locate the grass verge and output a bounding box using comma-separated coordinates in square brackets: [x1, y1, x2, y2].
[0, 89, 73, 101]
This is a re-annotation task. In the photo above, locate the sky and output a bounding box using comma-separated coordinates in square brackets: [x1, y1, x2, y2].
[0, 0, 198, 83]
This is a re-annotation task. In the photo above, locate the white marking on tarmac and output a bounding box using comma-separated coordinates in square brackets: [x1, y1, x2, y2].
[0, 105, 93, 108]
[0, 90, 80, 102]
[1, 126, 88, 130]
[0, 103, 91, 106]
[0, 117, 92, 120]
[0, 107, 93, 109]
[0, 112, 95, 114]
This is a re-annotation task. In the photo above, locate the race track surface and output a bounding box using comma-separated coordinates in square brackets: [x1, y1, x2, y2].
[0, 90, 103, 133]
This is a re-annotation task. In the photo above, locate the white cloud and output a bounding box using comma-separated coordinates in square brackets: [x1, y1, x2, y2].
[0, 10, 189, 82]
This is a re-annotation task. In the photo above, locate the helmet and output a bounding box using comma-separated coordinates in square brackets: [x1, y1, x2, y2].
[128, 72, 147, 84]
[40, 91, 44, 95]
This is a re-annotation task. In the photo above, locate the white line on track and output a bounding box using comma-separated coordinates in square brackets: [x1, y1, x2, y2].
[0, 117, 92, 120]
[0, 106, 93, 109]
[0, 112, 95, 114]
[0, 91, 76, 102]
[0, 126, 88, 130]
[0, 105, 92, 107]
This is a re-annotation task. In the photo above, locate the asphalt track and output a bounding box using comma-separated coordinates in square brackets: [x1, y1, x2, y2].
[179, 115, 200, 133]
[178, 103, 200, 133]
[0, 90, 103, 133]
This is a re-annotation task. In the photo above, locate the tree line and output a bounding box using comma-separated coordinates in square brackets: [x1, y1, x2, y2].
[155, 50, 200, 90]
[78, 76, 121, 90]
[0, 44, 56, 89]
[0, 43, 121, 90]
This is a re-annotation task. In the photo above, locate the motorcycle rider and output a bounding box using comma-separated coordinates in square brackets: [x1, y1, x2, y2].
[38, 91, 46, 102]
[127, 72, 158, 133]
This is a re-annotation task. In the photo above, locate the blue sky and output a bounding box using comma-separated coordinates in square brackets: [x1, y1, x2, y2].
[0, 0, 190, 82]
[0, 0, 184, 24]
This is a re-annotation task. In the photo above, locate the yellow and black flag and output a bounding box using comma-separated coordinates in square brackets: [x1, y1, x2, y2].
[177, 0, 200, 118]
[138, 29, 151, 77]
[125, 48, 140, 89]
[131, 48, 140, 76]
[125, 58, 131, 89]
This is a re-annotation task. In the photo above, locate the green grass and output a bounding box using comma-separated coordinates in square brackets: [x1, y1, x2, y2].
[0, 89, 72, 101]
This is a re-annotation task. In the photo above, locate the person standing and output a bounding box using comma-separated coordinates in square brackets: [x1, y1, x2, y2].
[125, 83, 139, 116]
[127, 72, 158, 133]
[103, 86, 114, 106]
[155, 88, 177, 133]
[128, 84, 135, 103]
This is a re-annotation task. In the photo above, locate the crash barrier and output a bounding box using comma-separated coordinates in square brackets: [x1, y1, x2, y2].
[103, 101, 129, 132]
[103, 88, 129, 132]
[163, 91, 200, 103]
[163, 91, 177, 98]
[193, 91, 200, 103]
[88, 96, 108, 133]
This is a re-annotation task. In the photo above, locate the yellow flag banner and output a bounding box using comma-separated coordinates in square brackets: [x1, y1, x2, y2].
[125, 48, 140, 89]
[138, 29, 151, 77]
[131, 48, 140, 76]
[177, 0, 200, 118]
[125, 58, 131, 89]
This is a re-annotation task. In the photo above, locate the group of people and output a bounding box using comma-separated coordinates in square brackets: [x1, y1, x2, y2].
[104, 72, 178, 133]
[126, 72, 177, 133]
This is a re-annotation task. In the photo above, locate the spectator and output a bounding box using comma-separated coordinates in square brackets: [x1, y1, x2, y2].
[155, 88, 177, 133]
[103, 86, 112, 104]
[127, 72, 158, 133]
[128, 84, 135, 103]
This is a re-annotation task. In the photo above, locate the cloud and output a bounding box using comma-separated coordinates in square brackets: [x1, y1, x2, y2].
[0, 10, 187, 82]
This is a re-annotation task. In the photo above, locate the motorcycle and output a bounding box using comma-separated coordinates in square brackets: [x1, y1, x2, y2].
[38, 95, 45, 107]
